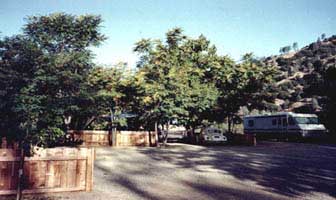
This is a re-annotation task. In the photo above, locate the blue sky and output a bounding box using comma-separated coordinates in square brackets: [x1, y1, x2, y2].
[1, 0, 335, 67]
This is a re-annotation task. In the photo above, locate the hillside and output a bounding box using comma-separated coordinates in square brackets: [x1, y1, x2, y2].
[264, 35, 336, 113]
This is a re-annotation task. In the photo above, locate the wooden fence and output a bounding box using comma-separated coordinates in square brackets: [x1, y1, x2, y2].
[0, 141, 94, 195]
[117, 131, 157, 147]
[69, 130, 157, 147]
[69, 130, 111, 147]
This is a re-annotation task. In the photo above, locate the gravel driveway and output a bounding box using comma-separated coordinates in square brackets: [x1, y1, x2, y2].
[6, 142, 336, 200]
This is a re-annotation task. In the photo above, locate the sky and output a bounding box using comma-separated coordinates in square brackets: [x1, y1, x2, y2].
[1, 0, 335, 67]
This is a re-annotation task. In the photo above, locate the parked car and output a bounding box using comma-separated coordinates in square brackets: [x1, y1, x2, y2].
[158, 130, 186, 142]
[200, 127, 228, 144]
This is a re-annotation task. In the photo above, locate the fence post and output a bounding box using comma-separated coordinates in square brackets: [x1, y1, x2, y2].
[85, 148, 94, 192]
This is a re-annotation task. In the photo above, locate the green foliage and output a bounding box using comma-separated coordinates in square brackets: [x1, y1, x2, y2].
[212, 53, 277, 132]
[134, 30, 277, 132]
[0, 13, 105, 147]
[1, 15, 280, 143]
[71, 65, 125, 130]
[293, 42, 299, 51]
[279, 45, 292, 54]
[321, 33, 326, 40]
[24, 13, 106, 52]
[133, 28, 222, 129]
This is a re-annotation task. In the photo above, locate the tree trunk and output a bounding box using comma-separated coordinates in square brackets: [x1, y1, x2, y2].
[16, 142, 25, 200]
[163, 122, 169, 146]
[154, 121, 159, 147]
[228, 115, 232, 134]
[192, 127, 197, 144]
[83, 116, 95, 130]
[148, 130, 152, 147]
[109, 109, 114, 146]
[112, 127, 117, 146]
[108, 129, 112, 146]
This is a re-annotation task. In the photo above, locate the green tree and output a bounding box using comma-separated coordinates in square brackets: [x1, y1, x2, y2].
[0, 13, 106, 147]
[134, 29, 278, 135]
[133, 28, 220, 140]
[293, 42, 299, 51]
[212, 53, 277, 133]
[0, 35, 43, 141]
[279, 45, 292, 54]
[71, 66, 125, 130]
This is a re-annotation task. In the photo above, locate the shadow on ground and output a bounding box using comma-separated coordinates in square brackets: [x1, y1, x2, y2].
[94, 142, 336, 200]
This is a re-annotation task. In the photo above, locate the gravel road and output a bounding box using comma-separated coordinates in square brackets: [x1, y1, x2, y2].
[4, 142, 336, 200]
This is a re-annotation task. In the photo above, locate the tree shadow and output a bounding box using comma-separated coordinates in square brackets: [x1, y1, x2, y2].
[92, 142, 336, 199]
[133, 142, 336, 198]
[95, 158, 286, 200]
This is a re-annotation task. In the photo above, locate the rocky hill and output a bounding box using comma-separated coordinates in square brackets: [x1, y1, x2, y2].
[264, 35, 336, 113]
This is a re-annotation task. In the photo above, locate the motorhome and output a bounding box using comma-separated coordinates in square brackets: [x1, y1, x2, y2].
[243, 112, 327, 139]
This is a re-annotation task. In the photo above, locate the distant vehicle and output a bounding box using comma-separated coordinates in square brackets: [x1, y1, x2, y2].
[158, 130, 186, 142]
[167, 131, 186, 141]
[243, 112, 327, 139]
[200, 127, 228, 144]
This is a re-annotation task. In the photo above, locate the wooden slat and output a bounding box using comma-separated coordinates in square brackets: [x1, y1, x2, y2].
[76, 160, 86, 188]
[85, 148, 94, 191]
[53, 161, 61, 188]
[60, 160, 68, 188]
[27, 161, 39, 189]
[35, 161, 47, 188]
[0, 161, 7, 189]
[45, 161, 54, 188]
[10, 162, 18, 190]
[66, 160, 77, 188]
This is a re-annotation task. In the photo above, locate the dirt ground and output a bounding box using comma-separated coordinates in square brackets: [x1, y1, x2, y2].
[3, 142, 336, 200]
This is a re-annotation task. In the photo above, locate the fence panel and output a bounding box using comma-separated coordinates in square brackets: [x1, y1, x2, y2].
[69, 130, 157, 147]
[116, 131, 156, 147]
[0, 141, 94, 196]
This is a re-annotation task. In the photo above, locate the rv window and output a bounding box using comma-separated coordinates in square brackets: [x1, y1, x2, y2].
[248, 120, 254, 127]
[278, 118, 281, 125]
[282, 118, 288, 126]
[272, 119, 277, 126]
[294, 117, 319, 124]
[288, 117, 295, 125]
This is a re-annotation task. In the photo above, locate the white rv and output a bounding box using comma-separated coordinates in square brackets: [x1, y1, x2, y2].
[243, 112, 327, 138]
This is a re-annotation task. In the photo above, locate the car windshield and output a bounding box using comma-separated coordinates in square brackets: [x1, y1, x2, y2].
[294, 117, 319, 124]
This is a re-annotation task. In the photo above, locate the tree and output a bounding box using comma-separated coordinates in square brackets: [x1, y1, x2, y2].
[0, 13, 106, 147]
[0, 35, 43, 141]
[305, 65, 336, 136]
[279, 47, 284, 54]
[321, 33, 326, 40]
[133, 28, 221, 141]
[284, 46, 292, 53]
[212, 53, 277, 133]
[279, 45, 292, 54]
[134, 29, 278, 135]
[292, 42, 299, 51]
[71, 66, 125, 130]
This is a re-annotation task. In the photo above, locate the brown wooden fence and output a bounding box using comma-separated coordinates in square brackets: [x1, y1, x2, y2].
[117, 131, 157, 147]
[0, 141, 94, 195]
[68, 130, 111, 147]
[69, 130, 157, 147]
